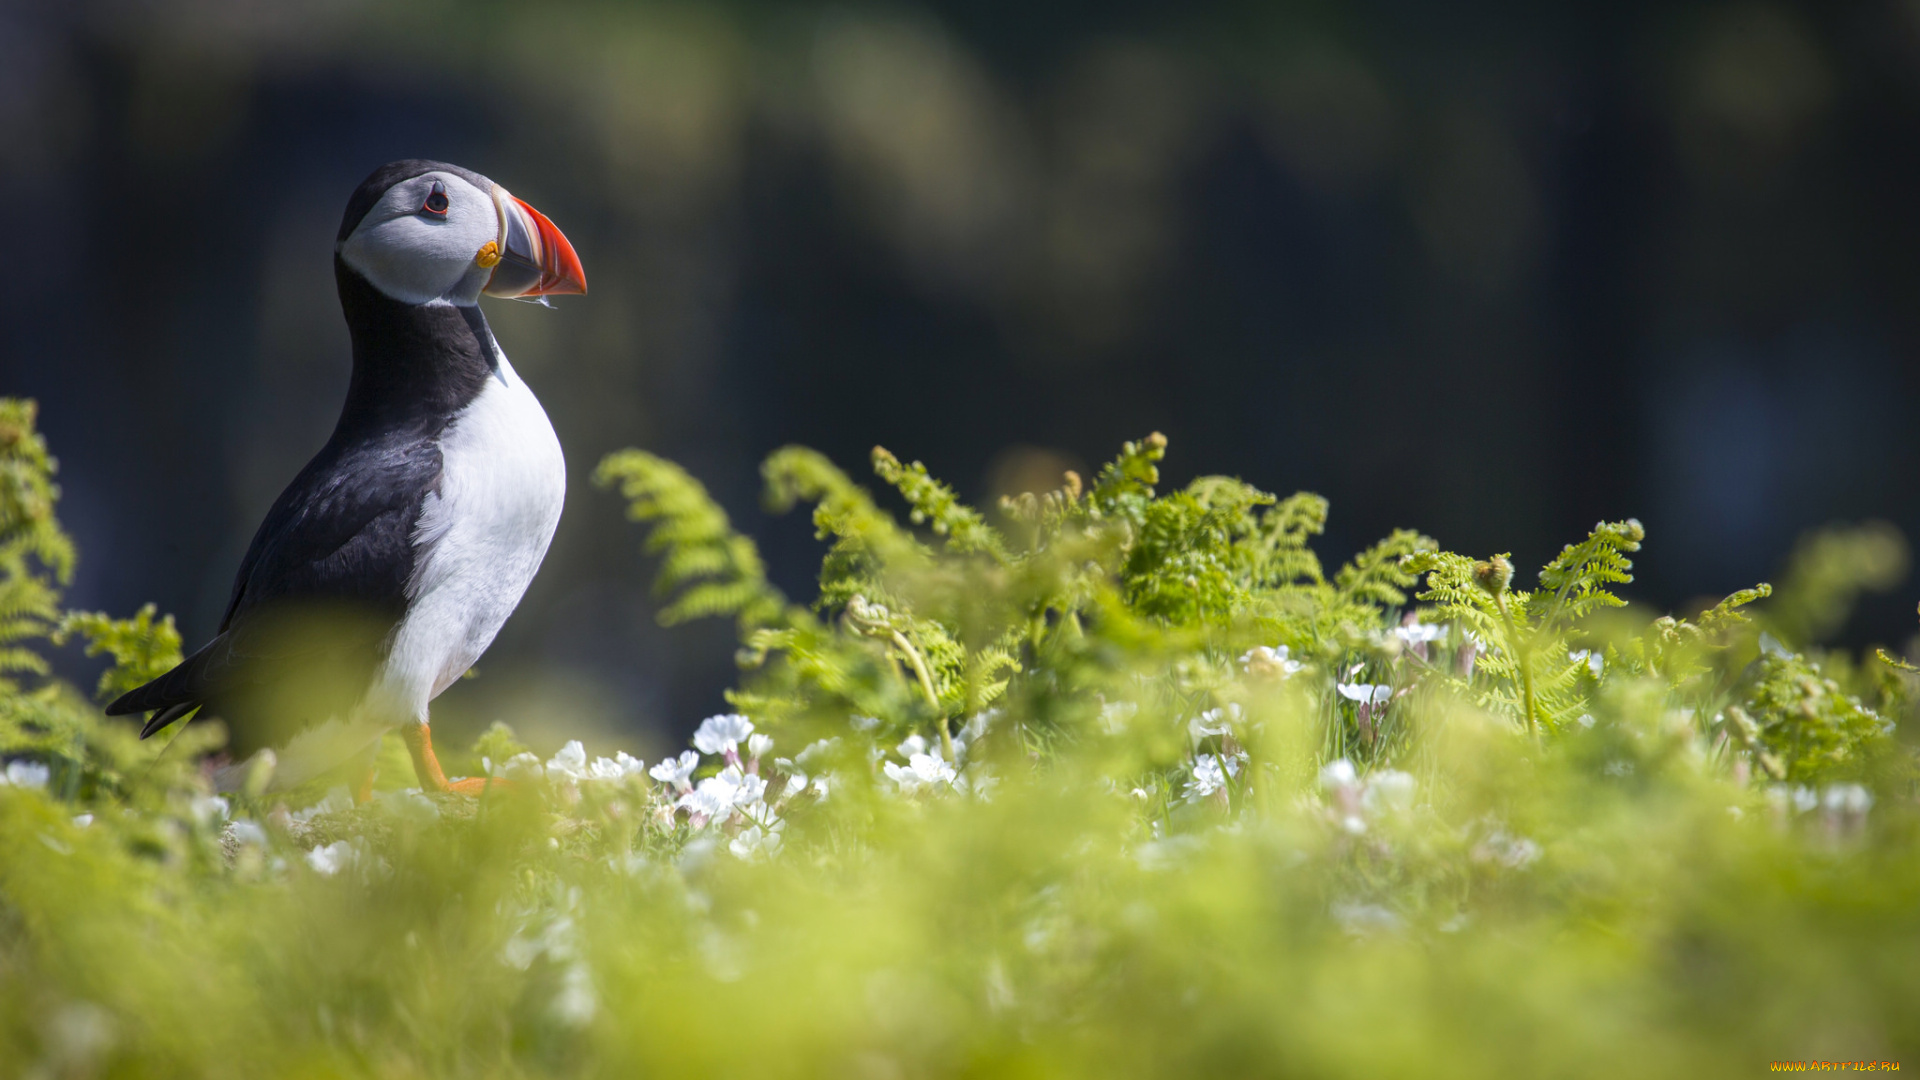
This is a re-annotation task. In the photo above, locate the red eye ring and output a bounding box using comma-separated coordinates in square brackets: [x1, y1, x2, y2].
[422, 181, 449, 216]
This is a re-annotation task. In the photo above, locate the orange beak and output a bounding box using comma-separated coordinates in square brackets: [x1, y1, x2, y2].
[482, 187, 587, 299]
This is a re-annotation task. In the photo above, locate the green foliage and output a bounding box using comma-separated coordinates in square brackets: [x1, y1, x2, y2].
[1412, 521, 1651, 734]
[1120, 476, 1272, 625]
[55, 604, 184, 703]
[1739, 651, 1891, 782]
[1624, 583, 1772, 689]
[0, 401, 219, 806]
[871, 445, 1006, 559]
[7, 406, 1920, 1075]
[0, 399, 76, 684]
[593, 450, 787, 630]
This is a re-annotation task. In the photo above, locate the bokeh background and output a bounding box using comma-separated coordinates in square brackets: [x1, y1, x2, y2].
[4, 0, 1919, 754]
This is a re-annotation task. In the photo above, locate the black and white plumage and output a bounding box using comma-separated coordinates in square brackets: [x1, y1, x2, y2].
[107, 159, 586, 796]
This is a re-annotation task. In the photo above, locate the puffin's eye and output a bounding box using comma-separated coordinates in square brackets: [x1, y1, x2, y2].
[422, 182, 450, 217]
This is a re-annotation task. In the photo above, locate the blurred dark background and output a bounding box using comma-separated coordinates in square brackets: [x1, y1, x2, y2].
[4, 0, 1919, 755]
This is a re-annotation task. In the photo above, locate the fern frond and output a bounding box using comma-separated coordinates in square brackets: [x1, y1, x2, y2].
[1533, 518, 1643, 626]
[54, 604, 184, 702]
[871, 447, 1007, 560]
[1122, 478, 1272, 626]
[0, 398, 76, 587]
[1087, 431, 1167, 521]
[594, 450, 787, 631]
[763, 447, 924, 568]
[1250, 492, 1329, 587]
[1696, 583, 1772, 634]
[1334, 529, 1437, 608]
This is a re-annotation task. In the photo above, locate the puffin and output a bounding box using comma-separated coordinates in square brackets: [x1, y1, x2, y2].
[106, 159, 585, 799]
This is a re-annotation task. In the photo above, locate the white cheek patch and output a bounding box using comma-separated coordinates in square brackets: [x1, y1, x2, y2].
[338, 174, 499, 305]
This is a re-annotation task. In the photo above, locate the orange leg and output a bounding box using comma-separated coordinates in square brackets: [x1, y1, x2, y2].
[399, 722, 452, 793]
[352, 752, 379, 805]
[399, 723, 501, 797]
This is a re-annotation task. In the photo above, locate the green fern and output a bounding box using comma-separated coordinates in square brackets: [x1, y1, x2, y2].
[1411, 520, 1644, 734]
[55, 604, 184, 703]
[871, 446, 1007, 560]
[593, 449, 787, 631]
[1535, 518, 1644, 626]
[1741, 651, 1887, 781]
[1121, 477, 1273, 626]
[0, 400, 75, 685]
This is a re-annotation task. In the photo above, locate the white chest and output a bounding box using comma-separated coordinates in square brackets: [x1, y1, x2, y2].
[380, 355, 566, 711]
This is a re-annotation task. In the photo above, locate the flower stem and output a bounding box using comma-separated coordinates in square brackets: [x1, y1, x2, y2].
[1494, 591, 1539, 737]
[890, 628, 953, 759]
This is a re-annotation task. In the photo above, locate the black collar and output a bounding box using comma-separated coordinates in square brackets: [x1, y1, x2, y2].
[332, 256, 498, 439]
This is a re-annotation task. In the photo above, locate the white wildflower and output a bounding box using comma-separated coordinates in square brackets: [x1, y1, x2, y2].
[783, 771, 810, 797]
[733, 771, 768, 807]
[544, 740, 588, 780]
[1393, 622, 1446, 645]
[897, 734, 930, 758]
[227, 819, 267, 847]
[1823, 783, 1873, 816]
[1319, 758, 1358, 791]
[1361, 770, 1416, 816]
[551, 960, 597, 1027]
[587, 751, 646, 782]
[678, 772, 743, 820]
[72, 813, 94, 828]
[1336, 683, 1392, 706]
[649, 750, 699, 792]
[739, 800, 780, 827]
[1240, 644, 1305, 678]
[960, 710, 997, 743]
[305, 840, 358, 876]
[966, 768, 998, 801]
[795, 738, 839, 768]
[849, 715, 880, 732]
[1183, 755, 1228, 802]
[189, 794, 230, 826]
[1188, 704, 1242, 741]
[885, 752, 958, 793]
[380, 789, 440, 824]
[1570, 649, 1603, 677]
[2, 760, 50, 790]
[954, 711, 996, 763]
[1319, 759, 1365, 833]
[693, 714, 754, 756]
[910, 752, 956, 786]
[746, 733, 774, 761]
[500, 752, 546, 782]
[729, 822, 784, 861]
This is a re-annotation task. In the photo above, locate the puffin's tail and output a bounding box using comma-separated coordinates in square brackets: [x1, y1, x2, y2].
[105, 640, 221, 738]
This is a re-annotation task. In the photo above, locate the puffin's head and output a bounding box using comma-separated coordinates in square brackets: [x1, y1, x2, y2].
[335, 159, 586, 306]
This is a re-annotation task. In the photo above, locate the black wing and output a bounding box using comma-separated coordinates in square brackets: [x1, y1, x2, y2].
[106, 430, 442, 755]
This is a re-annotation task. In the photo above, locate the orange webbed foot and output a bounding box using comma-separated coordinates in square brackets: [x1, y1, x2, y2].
[445, 776, 510, 797]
